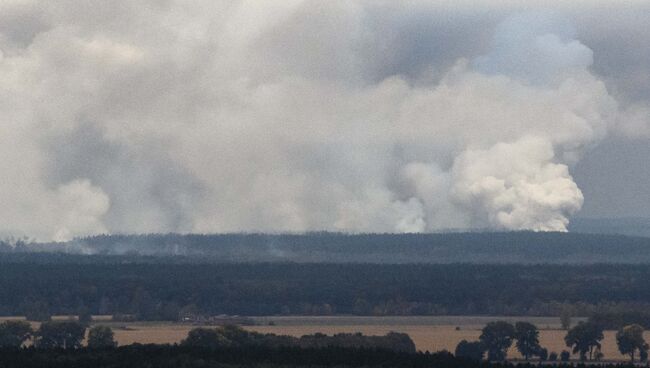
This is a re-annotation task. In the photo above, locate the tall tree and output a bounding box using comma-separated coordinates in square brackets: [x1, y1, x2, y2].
[35, 321, 86, 349]
[181, 328, 230, 348]
[560, 308, 572, 330]
[616, 324, 649, 362]
[514, 321, 542, 360]
[564, 321, 604, 360]
[479, 321, 515, 361]
[87, 325, 117, 349]
[455, 340, 484, 361]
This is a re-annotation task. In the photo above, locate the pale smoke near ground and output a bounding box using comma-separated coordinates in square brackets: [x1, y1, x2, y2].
[0, 1, 641, 240]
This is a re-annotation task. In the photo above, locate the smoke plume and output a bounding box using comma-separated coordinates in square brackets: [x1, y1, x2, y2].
[0, 1, 646, 240]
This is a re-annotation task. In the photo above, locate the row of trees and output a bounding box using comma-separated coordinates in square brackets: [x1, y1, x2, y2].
[457, 321, 548, 361]
[1, 321, 415, 353]
[565, 321, 648, 361]
[0, 320, 115, 349]
[3, 319, 650, 364]
[456, 321, 649, 362]
[181, 325, 416, 353]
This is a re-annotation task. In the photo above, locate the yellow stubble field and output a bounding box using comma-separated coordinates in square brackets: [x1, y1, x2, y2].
[105, 316, 638, 361]
[3, 315, 642, 361]
[245, 324, 632, 360]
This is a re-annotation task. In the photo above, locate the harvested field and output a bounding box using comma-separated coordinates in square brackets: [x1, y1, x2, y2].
[104, 316, 633, 360]
[246, 325, 636, 361]
[5, 315, 644, 361]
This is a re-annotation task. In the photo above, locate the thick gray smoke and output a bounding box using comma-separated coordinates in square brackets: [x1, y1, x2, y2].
[0, 1, 647, 240]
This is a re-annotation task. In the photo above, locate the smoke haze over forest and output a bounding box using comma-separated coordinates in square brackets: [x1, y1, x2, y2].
[1, 1, 649, 240]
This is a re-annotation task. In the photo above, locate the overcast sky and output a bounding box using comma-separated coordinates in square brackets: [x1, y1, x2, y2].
[0, 1, 648, 240]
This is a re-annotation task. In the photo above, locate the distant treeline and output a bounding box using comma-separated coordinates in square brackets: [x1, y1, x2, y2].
[3, 231, 650, 263]
[0, 320, 415, 354]
[3, 260, 650, 318]
[590, 311, 650, 330]
[179, 325, 415, 353]
[569, 217, 650, 238]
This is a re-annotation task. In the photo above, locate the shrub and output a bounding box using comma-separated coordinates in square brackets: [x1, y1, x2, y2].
[560, 350, 571, 361]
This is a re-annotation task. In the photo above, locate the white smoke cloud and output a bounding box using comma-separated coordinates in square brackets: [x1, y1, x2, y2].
[52, 180, 110, 242]
[0, 1, 640, 240]
[451, 137, 583, 231]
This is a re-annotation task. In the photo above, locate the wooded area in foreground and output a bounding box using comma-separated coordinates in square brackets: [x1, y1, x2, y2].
[0, 346, 496, 368]
[0, 341, 644, 368]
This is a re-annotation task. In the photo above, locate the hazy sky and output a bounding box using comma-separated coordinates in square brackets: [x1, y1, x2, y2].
[0, 1, 648, 240]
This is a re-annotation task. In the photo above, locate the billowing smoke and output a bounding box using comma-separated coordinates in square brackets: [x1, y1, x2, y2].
[0, 1, 645, 240]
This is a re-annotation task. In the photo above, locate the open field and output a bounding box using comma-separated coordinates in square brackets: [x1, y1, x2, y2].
[102, 316, 574, 349]
[106, 316, 641, 361]
[4, 315, 643, 361]
[247, 324, 630, 360]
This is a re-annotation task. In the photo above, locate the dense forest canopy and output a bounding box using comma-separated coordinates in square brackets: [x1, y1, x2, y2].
[2, 260, 650, 319]
[4, 231, 650, 264]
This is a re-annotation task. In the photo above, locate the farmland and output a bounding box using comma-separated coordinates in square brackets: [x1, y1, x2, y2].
[107, 316, 633, 360]
[9, 315, 641, 361]
[3, 251, 650, 362]
[109, 316, 642, 360]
